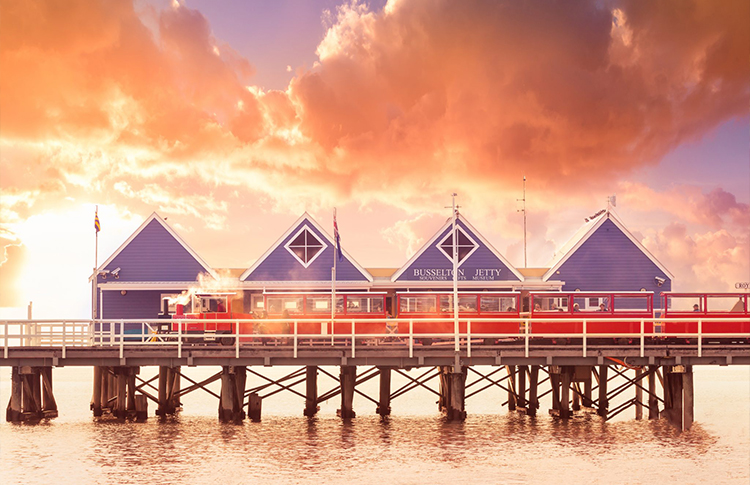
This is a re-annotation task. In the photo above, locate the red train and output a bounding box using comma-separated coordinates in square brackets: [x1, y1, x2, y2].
[660, 292, 749, 343]
[164, 290, 749, 345]
[396, 292, 521, 344]
[168, 292, 253, 345]
[529, 291, 654, 342]
[261, 292, 387, 335]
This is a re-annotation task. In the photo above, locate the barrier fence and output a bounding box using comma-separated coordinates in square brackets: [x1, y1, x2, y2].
[2, 317, 749, 361]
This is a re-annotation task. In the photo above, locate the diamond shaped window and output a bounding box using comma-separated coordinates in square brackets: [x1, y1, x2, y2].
[438, 226, 478, 265]
[285, 226, 327, 267]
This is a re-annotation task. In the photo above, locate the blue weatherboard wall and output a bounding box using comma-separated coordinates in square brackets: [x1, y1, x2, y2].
[98, 219, 208, 283]
[244, 219, 369, 282]
[554, 219, 671, 307]
[395, 219, 521, 283]
[101, 290, 170, 319]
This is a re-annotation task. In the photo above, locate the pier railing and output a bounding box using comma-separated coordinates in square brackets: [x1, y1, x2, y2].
[2, 317, 748, 360]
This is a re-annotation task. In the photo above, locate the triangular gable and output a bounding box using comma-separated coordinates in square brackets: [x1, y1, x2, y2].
[542, 210, 674, 281]
[391, 215, 524, 283]
[91, 213, 217, 283]
[240, 213, 372, 282]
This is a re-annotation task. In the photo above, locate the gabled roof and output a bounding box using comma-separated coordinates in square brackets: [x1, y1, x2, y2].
[390, 214, 525, 282]
[239, 212, 373, 282]
[90, 212, 217, 281]
[542, 210, 674, 281]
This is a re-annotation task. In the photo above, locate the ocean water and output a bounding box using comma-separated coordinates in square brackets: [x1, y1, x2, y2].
[1, 366, 748, 485]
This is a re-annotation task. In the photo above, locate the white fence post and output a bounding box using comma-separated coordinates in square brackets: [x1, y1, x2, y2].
[119, 320, 124, 359]
[582, 319, 587, 358]
[640, 319, 645, 358]
[178, 320, 182, 358]
[524, 319, 529, 358]
[467, 320, 471, 358]
[3, 321, 7, 359]
[294, 321, 298, 359]
[698, 320, 702, 357]
[351, 320, 356, 359]
[409, 320, 413, 359]
[235, 320, 240, 359]
[62, 321, 67, 359]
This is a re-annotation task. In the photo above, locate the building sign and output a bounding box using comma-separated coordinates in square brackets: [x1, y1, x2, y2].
[412, 268, 502, 281]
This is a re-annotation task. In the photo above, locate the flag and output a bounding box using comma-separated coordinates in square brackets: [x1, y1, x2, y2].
[95, 209, 101, 233]
[333, 209, 342, 262]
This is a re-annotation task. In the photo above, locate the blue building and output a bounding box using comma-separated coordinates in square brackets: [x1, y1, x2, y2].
[541, 210, 673, 308]
[91, 208, 673, 319]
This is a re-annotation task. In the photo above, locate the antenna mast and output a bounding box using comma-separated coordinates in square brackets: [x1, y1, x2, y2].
[517, 176, 527, 268]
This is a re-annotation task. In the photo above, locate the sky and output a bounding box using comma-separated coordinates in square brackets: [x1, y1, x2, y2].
[0, 0, 748, 319]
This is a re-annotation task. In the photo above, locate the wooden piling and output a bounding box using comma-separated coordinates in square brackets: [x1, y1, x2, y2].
[169, 366, 181, 412]
[648, 365, 659, 419]
[560, 367, 571, 419]
[304, 366, 319, 417]
[583, 371, 593, 408]
[6, 366, 22, 422]
[219, 366, 235, 423]
[527, 365, 540, 417]
[517, 365, 527, 410]
[40, 367, 57, 418]
[248, 393, 262, 422]
[115, 369, 127, 420]
[92, 366, 103, 417]
[157, 366, 168, 416]
[635, 367, 643, 420]
[447, 367, 467, 421]
[377, 366, 392, 417]
[597, 365, 609, 418]
[507, 365, 517, 411]
[233, 366, 247, 422]
[100, 367, 110, 414]
[683, 366, 694, 431]
[339, 365, 356, 419]
[135, 395, 148, 421]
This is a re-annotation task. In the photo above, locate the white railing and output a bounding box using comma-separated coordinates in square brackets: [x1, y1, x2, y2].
[1, 317, 748, 360]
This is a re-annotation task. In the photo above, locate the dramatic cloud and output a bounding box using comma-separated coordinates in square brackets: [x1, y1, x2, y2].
[0, 0, 748, 313]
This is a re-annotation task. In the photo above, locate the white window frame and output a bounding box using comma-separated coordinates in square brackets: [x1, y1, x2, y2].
[437, 226, 479, 267]
[284, 224, 329, 268]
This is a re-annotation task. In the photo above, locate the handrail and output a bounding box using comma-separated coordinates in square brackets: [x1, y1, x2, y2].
[0, 317, 747, 363]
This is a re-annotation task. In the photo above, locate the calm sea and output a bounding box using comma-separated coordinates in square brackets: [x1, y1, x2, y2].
[1, 366, 748, 485]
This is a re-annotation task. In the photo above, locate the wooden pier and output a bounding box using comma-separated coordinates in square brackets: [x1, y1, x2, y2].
[3, 341, 748, 431]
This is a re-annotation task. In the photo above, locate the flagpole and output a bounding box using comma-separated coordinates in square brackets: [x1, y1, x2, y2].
[452, 194, 459, 344]
[93, 205, 99, 319]
[331, 208, 337, 345]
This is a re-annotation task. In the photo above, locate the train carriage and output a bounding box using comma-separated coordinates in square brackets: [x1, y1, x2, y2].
[396, 292, 521, 341]
[168, 292, 254, 345]
[661, 292, 750, 342]
[262, 292, 387, 335]
[529, 291, 654, 339]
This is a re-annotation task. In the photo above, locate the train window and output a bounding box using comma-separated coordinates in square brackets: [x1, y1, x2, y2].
[665, 295, 702, 312]
[194, 296, 227, 313]
[533, 296, 568, 312]
[400, 296, 437, 313]
[437, 295, 478, 312]
[251, 294, 265, 310]
[267, 297, 304, 314]
[613, 295, 650, 312]
[305, 296, 344, 313]
[480, 296, 501, 312]
[346, 296, 384, 313]
[706, 295, 745, 313]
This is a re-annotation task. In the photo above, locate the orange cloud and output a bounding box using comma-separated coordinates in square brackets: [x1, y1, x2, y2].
[1, 0, 748, 308]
